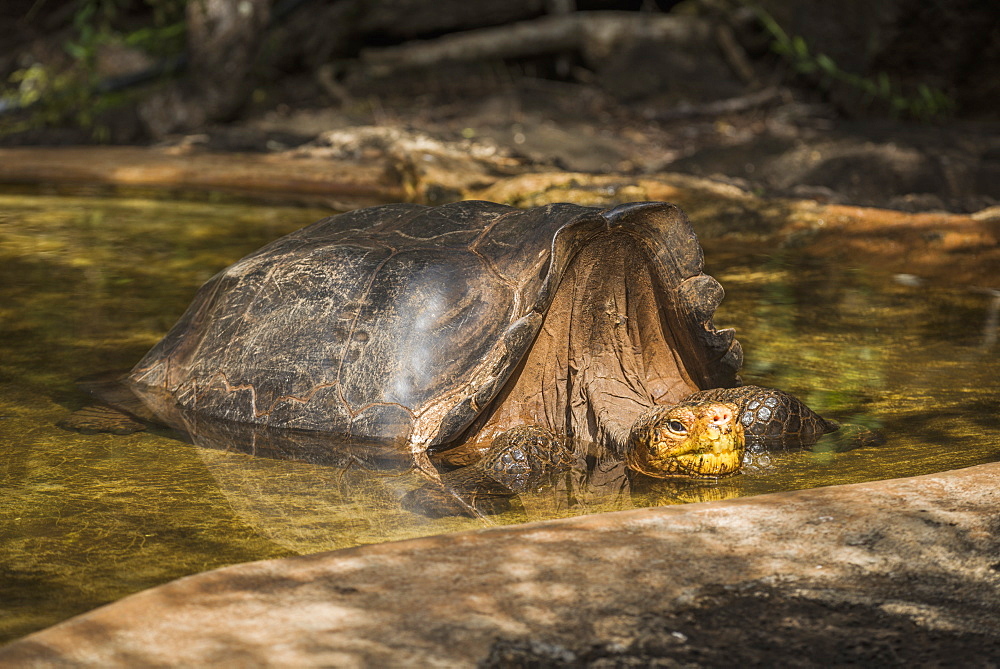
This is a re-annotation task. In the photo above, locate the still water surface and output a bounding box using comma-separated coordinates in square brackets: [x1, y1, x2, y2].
[1, 194, 997, 644]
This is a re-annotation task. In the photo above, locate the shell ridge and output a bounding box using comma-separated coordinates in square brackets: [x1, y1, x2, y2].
[422, 311, 543, 446]
[391, 201, 498, 242]
[603, 202, 742, 389]
[533, 206, 608, 313]
[468, 246, 521, 310]
[467, 208, 541, 314]
[677, 275, 741, 387]
[468, 203, 522, 249]
[344, 401, 418, 422]
[389, 228, 479, 242]
[256, 382, 342, 419]
[605, 201, 705, 278]
[191, 370, 262, 418]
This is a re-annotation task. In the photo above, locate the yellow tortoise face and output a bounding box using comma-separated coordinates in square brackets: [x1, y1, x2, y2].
[628, 401, 745, 479]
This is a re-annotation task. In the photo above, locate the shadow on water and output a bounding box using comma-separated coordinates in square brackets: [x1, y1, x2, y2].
[1, 193, 998, 644]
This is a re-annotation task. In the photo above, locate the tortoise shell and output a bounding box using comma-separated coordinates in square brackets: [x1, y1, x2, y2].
[128, 201, 742, 455]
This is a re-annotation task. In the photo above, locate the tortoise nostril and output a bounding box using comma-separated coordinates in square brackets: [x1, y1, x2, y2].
[710, 405, 733, 425]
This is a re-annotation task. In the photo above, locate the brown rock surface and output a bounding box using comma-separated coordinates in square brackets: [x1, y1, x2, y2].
[2, 462, 998, 667]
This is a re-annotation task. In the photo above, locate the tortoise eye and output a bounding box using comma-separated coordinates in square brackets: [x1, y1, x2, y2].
[666, 419, 687, 434]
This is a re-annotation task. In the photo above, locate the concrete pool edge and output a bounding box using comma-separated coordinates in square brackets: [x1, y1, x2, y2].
[2, 461, 998, 666]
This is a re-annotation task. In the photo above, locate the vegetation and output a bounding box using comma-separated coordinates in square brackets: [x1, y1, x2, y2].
[0, 0, 963, 138]
[750, 4, 955, 121]
[1, 0, 186, 137]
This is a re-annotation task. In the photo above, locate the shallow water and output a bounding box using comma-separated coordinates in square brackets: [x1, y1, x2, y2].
[1, 194, 997, 644]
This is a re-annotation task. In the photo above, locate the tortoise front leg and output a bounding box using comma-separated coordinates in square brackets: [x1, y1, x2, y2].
[403, 426, 572, 517]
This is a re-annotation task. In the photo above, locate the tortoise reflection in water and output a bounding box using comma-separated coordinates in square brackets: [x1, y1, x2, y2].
[65, 201, 835, 513]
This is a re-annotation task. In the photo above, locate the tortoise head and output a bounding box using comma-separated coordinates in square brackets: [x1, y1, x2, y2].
[627, 401, 745, 478]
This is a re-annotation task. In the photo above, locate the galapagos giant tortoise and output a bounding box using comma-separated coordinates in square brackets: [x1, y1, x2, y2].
[70, 201, 836, 487]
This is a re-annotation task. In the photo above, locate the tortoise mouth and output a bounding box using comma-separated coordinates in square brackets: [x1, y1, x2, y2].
[641, 448, 745, 479]
[629, 437, 745, 479]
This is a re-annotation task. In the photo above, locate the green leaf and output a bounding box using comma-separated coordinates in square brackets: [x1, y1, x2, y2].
[64, 42, 88, 60]
[792, 36, 810, 59]
[876, 72, 892, 98]
[816, 53, 837, 75]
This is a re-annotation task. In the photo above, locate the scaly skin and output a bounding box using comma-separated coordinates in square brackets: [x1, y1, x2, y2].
[686, 385, 838, 450]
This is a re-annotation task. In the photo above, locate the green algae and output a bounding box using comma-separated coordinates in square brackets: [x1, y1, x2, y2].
[1, 194, 997, 645]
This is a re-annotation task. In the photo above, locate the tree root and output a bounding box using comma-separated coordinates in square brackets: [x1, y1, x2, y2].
[358, 11, 712, 76]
